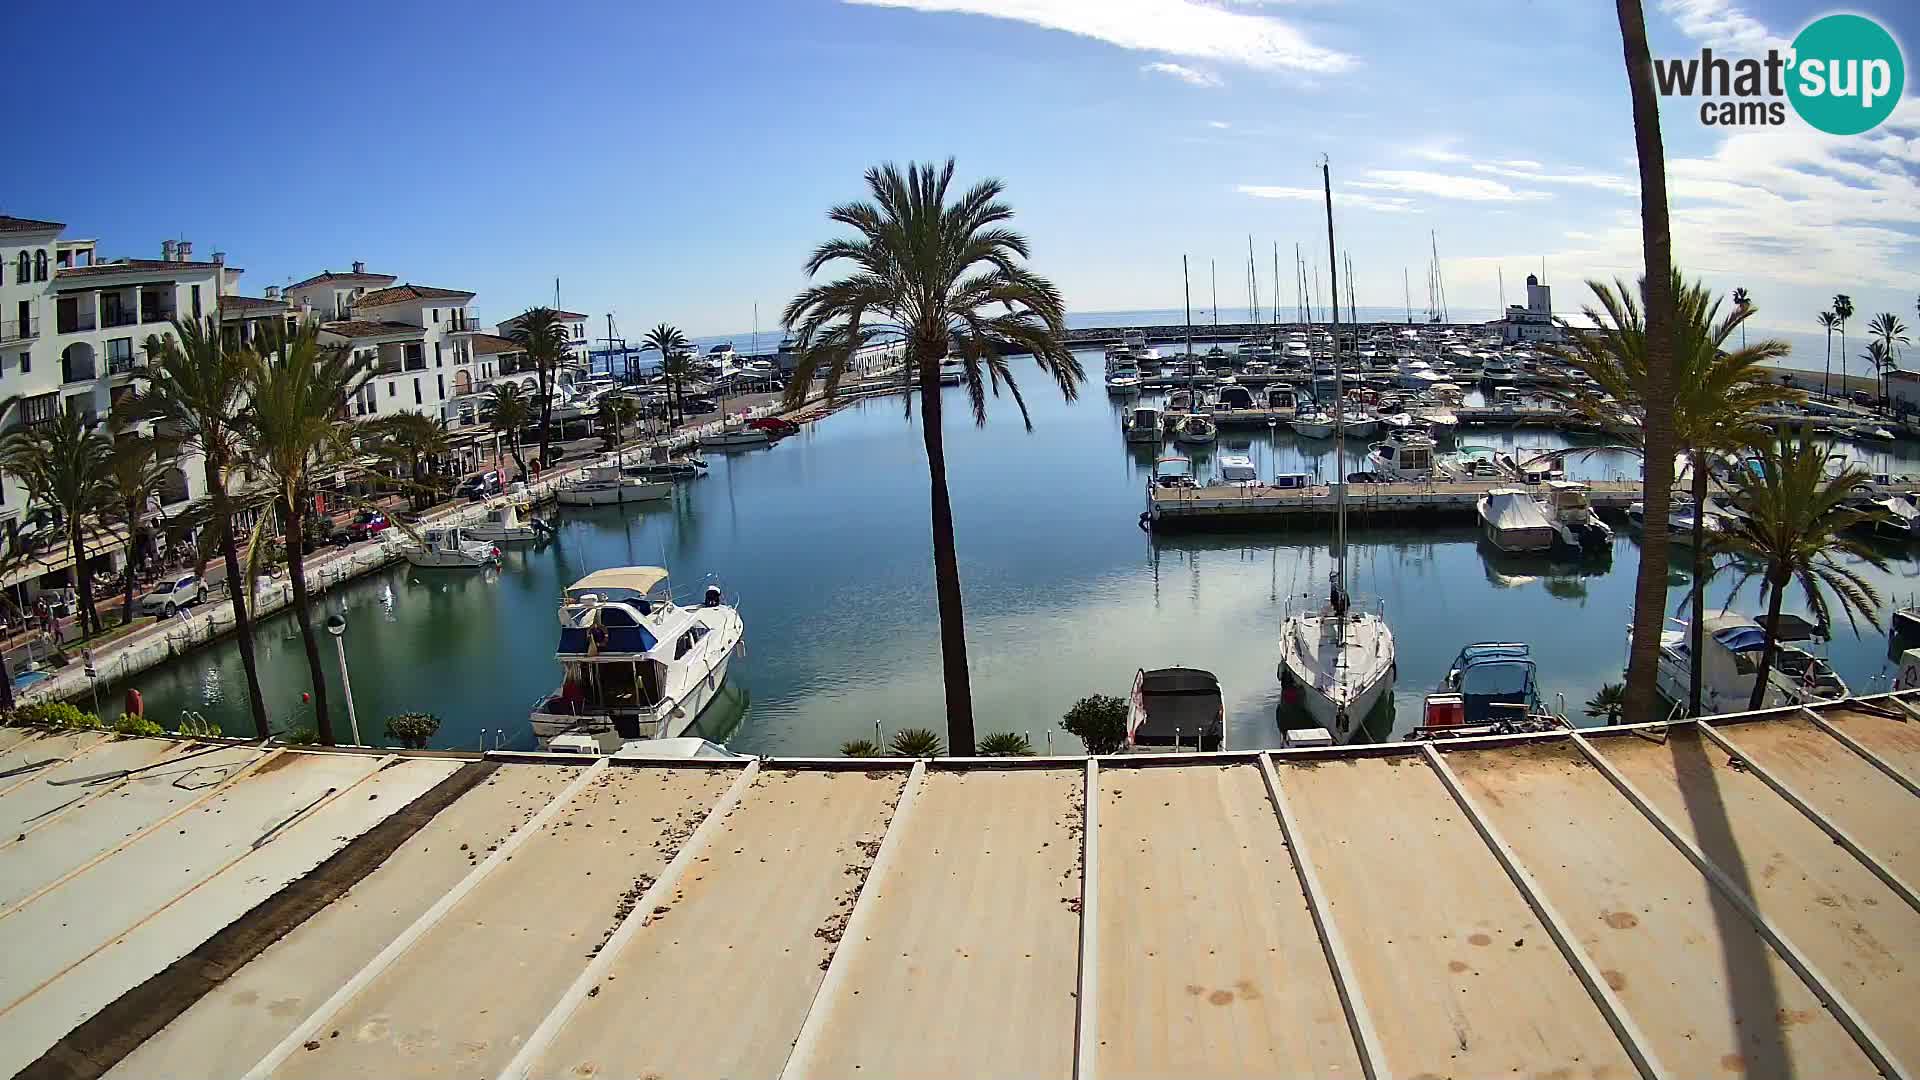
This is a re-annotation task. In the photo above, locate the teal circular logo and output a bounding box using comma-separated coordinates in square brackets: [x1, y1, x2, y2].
[1787, 14, 1904, 135]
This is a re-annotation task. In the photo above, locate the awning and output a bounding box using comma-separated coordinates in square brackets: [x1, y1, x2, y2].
[566, 566, 669, 597]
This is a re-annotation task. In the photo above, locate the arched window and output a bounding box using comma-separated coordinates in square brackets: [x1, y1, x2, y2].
[13, 252, 27, 284]
[33, 251, 47, 281]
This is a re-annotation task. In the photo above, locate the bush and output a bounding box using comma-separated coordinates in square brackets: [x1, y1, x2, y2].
[282, 725, 319, 746]
[839, 738, 883, 758]
[8, 700, 103, 730]
[113, 713, 166, 737]
[1584, 682, 1627, 725]
[384, 711, 442, 750]
[886, 727, 945, 758]
[176, 714, 223, 739]
[977, 731, 1034, 757]
[1062, 694, 1128, 755]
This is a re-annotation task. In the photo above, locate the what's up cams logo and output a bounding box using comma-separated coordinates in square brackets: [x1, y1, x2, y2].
[1655, 13, 1905, 134]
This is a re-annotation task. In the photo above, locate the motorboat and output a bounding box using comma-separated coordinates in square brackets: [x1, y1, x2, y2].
[1653, 613, 1849, 716]
[1217, 453, 1259, 487]
[1213, 384, 1255, 411]
[938, 360, 965, 385]
[1291, 411, 1335, 439]
[557, 462, 673, 506]
[1104, 361, 1142, 394]
[466, 499, 548, 544]
[1123, 331, 1161, 364]
[1174, 414, 1217, 445]
[1338, 409, 1379, 438]
[1167, 389, 1196, 412]
[697, 427, 773, 449]
[1858, 493, 1920, 539]
[1478, 488, 1556, 552]
[401, 527, 500, 569]
[1539, 480, 1613, 549]
[1365, 429, 1444, 482]
[1265, 386, 1297, 411]
[1153, 455, 1198, 490]
[625, 457, 709, 480]
[1398, 358, 1447, 390]
[1627, 499, 1725, 545]
[1411, 643, 1564, 740]
[1123, 404, 1164, 444]
[531, 567, 745, 749]
[1124, 667, 1224, 751]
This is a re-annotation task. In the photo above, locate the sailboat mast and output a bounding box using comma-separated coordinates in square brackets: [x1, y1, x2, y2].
[1247, 236, 1260, 325]
[1183, 255, 1194, 396]
[1272, 243, 1280, 334]
[1403, 269, 1413, 324]
[1210, 259, 1218, 330]
[1321, 159, 1348, 624]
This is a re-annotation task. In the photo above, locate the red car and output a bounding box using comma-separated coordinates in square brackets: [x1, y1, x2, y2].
[344, 511, 391, 541]
[746, 417, 800, 437]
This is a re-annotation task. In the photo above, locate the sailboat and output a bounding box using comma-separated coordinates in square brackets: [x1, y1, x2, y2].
[1276, 159, 1398, 744]
[698, 318, 772, 449]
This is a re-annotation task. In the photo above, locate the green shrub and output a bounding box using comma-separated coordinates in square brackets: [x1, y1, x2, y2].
[1062, 694, 1128, 755]
[113, 713, 166, 737]
[977, 731, 1034, 757]
[176, 714, 223, 739]
[9, 700, 103, 730]
[383, 711, 442, 750]
[282, 725, 319, 746]
[886, 727, 944, 758]
[839, 738, 883, 757]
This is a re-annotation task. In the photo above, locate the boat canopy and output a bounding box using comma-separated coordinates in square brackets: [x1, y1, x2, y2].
[567, 566, 670, 599]
[1444, 642, 1538, 724]
[1155, 456, 1194, 479]
[1218, 454, 1257, 482]
[1481, 489, 1553, 532]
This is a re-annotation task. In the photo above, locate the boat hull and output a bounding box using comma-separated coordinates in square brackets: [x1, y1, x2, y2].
[1292, 420, 1334, 439]
[532, 648, 735, 746]
[1277, 611, 1396, 744]
[556, 481, 671, 506]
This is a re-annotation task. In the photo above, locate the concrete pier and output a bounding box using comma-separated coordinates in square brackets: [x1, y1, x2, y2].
[1145, 478, 1645, 530]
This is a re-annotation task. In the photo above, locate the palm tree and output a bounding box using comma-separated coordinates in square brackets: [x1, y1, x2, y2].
[123, 318, 269, 737]
[102, 426, 172, 626]
[487, 382, 532, 479]
[1731, 286, 1750, 349]
[368, 412, 451, 510]
[643, 324, 690, 425]
[1550, 271, 1794, 716]
[0, 410, 112, 637]
[1833, 294, 1854, 398]
[1817, 311, 1840, 397]
[506, 307, 572, 468]
[597, 394, 639, 449]
[782, 159, 1083, 754]
[1607, 0, 1682, 726]
[1583, 682, 1627, 725]
[1861, 341, 1894, 411]
[1868, 312, 1908, 403]
[239, 321, 371, 745]
[1718, 430, 1886, 710]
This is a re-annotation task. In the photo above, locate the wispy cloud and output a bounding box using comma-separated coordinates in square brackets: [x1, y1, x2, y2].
[1472, 162, 1636, 194]
[1143, 62, 1222, 87]
[1236, 184, 1419, 213]
[1207, 120, 1232, 129]
[1408, 141, 1470, 164]
[1659, 0, 1784, 51]
[844, 0, 1355, 73]
[1350, 169, 1552, 202]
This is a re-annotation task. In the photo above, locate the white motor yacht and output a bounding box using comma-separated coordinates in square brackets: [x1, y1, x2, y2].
[1123, 331, 1161, 364]
[466, 498, 546, 543]
[1478, 489, 1556, 552]
[1123, 404, 1164, 444]
[1104, 360, 1142, 394]
[697, 427, 773, 449]
[532, 567, 745, 749]
[1653, 613, 1849, 716]
[1366, 429, 1445, 481]
[557, 461, 673, 506]
[401, 527, 501, 569]
[1291, 410, 1335, 439]
[1539, 480, 1613, 549]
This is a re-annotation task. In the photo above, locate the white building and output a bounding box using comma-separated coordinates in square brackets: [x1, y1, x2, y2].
[1493, 274, 1566, 345]
[301, 281, 477, 424]
[496, 308, 591, 366]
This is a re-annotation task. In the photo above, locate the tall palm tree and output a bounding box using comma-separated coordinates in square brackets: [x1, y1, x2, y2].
[1868, 312, 1908, 403]
[124, 318, 268, 736]
[1833, 294, 1854, 398]
[1610, 0, 1682, 726]
[782, 159, 1083, 754]
[597, 394, 639, 449]
[369, 412, 451, 510]
[487, 382, 532, 479]
[507, 307, 572, 468]
[643, 324, 690, 425]
[102, 426, 172, 626]
[0, 410, 113, 637]
[1731, 286, 1750, 349]
[1817, 311, 1840, 397]
[1718, 431, 1886, 710]
[239, 321, 371, 745]
[1550, 270, 1794, 715]
[1861, 341, 1894, 411]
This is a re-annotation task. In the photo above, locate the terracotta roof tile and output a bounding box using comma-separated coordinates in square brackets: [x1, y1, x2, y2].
[218, 294, 287, 312]
[321, 319, 427, 340]
[470, 333, 524, 355]
[353, 284, 475, 307]
[287, 269, 397, 290]
[54, 259, 224, 279]
[0, 215, 64, 234]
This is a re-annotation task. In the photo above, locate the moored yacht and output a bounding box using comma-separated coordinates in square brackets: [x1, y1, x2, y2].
[1411, 643, 1564, 740]
[401, 527, 501, 569]
[1366, 429, 1445, 481]
[466, 498, 548, 544]
[532, 567, 745, 749]
[557, 461, 673, 506]
[1124, 404, 1163, 444]
[1539, 480, 1613, 549]
[1654, 613, 1849, 715]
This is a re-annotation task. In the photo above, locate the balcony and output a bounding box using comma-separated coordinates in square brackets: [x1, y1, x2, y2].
[56, 310, 96, 334]
[444, 313, 482, 333]
[140, 306, 177, 324]
[374, 360, 402, 376]
[0, 317, 36, 343]
[107, 354, 147, 378]
[102, 309, 138, 329]
[403, 358, 428, 372]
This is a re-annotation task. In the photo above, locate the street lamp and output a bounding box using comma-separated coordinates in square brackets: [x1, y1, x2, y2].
[325, 613, 361, 746]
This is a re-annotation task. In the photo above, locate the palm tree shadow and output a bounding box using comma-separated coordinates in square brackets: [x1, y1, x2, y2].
[1666, 728, 1795, 1078]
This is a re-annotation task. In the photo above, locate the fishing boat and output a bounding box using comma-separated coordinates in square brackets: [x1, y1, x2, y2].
[1277, 159, 1397, 746]
[1539, 480, 1613, 549]
[1654, 613, 1849, 715]
[466, 499, 548, 544]
[1123, 404, 1163, 444]
[1411, 643, 1564, 740]
[531, 567, 745, 749]
[557, 461, 673, 506]
[401, 527, 501, 569]
[1478, 488, 1556, 552]
[1174, 414, 1217, 445]
[1125, 667, 1224, 751]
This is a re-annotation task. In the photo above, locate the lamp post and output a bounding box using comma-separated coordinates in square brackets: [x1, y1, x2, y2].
[325, 613, 361, 746]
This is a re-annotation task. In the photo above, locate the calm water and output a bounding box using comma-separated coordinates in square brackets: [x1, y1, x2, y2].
[102, 349, 1920, 752]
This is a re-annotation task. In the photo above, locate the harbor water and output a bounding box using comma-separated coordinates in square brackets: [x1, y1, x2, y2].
[100, 348, 1920, 753]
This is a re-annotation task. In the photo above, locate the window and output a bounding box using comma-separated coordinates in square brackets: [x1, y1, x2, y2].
[12, 253, 25, 283]
[33, 251, 47, 281]
[413, 378, 422, 405]
[190, 285, 201, 318]
[21, 393, 56, 426]
[434, 342, 442, 367]
[432, 309, 439, 323]
[436, 374, 444, 399]
[388, 382, 395, 397]
[19, 351, 29, 375]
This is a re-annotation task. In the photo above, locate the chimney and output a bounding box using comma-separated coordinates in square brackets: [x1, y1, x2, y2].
[265, 285, 280, 301]
[177, 240, 192, 262]
[212, 251, 225, 267]
[161, 240, 176, 262]
[351, 260, 365, 274]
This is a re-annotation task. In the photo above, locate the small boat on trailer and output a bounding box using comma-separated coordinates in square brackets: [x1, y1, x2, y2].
[1125, 667, 1224, 751]
[1410, 642, 1565, 740]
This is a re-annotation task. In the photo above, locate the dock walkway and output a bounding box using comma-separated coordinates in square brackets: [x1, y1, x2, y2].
[1146, 477, 1644, 529]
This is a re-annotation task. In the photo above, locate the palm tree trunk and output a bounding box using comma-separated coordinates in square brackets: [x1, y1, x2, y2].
[537, 363, 556, 466]
[208, 458, 270, 738]
[1747, 568, 1789, 711]
[918, 350, 975, 756]
[1686, 457, 1709, 716]
[1616, 0, 1680, 726]
[279, 495, 333, 745]
[1824, 329, 1833, 398]
[1839, 326, 1847, 399]
[121, 498, 137, 628]
[69, 524, 98, 639]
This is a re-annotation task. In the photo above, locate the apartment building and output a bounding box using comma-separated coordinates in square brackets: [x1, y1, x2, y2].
[496, 308, 591, 365]
[319, 282, 478, 423]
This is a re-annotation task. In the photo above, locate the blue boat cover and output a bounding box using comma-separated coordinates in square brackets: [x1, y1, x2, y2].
[558, 624, 658, 656]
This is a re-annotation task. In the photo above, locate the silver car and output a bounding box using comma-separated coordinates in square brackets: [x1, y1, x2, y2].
[140, 573, 204, 616]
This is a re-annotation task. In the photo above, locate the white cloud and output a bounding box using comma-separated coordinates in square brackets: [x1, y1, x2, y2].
[1493, 159, 1543, 171]
[1409, 141, 1470, 164]
[1143, 61, 1222, 87]
[1207, 120, 1232, 129]
[844, 0, 1355, 73]
[1472, 162, 1636, 194]
[1350, 169, 1553, 202]
[1659, 0, 1785, 52]
[1235, 184, 1419, 213]
[1564, 230, 1596, 240]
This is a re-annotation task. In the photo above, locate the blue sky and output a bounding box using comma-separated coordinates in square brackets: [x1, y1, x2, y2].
[7, 0, 1915, 343]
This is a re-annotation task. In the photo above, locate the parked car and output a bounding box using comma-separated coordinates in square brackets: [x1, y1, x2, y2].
[746, 417, 800, 437]
[458, 471, 503, 501]
[140, 573, 205, 616]
[341, 511, 391, 542]
[680, 397, 718, 415]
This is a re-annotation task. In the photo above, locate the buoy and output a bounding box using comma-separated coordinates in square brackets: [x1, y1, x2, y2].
[124, 688, 144, 717]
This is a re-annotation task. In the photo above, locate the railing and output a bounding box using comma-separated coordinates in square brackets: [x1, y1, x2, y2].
[101, 309, 138, 329]
[0, 317, 38, 342]
[445, 314, 481, 332]
[403, 358, 428, 372]
[56, 311, 96, 334]
[140, 307, 177, 324]
[107, 354, 146, 377]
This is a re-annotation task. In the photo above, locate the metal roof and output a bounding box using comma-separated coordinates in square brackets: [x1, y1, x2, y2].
[0, 691, 1916, 1079]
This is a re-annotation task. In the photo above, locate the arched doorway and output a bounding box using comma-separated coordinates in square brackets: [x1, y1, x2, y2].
[453, 369, 472, 395]
[60, 342, 96, 384]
